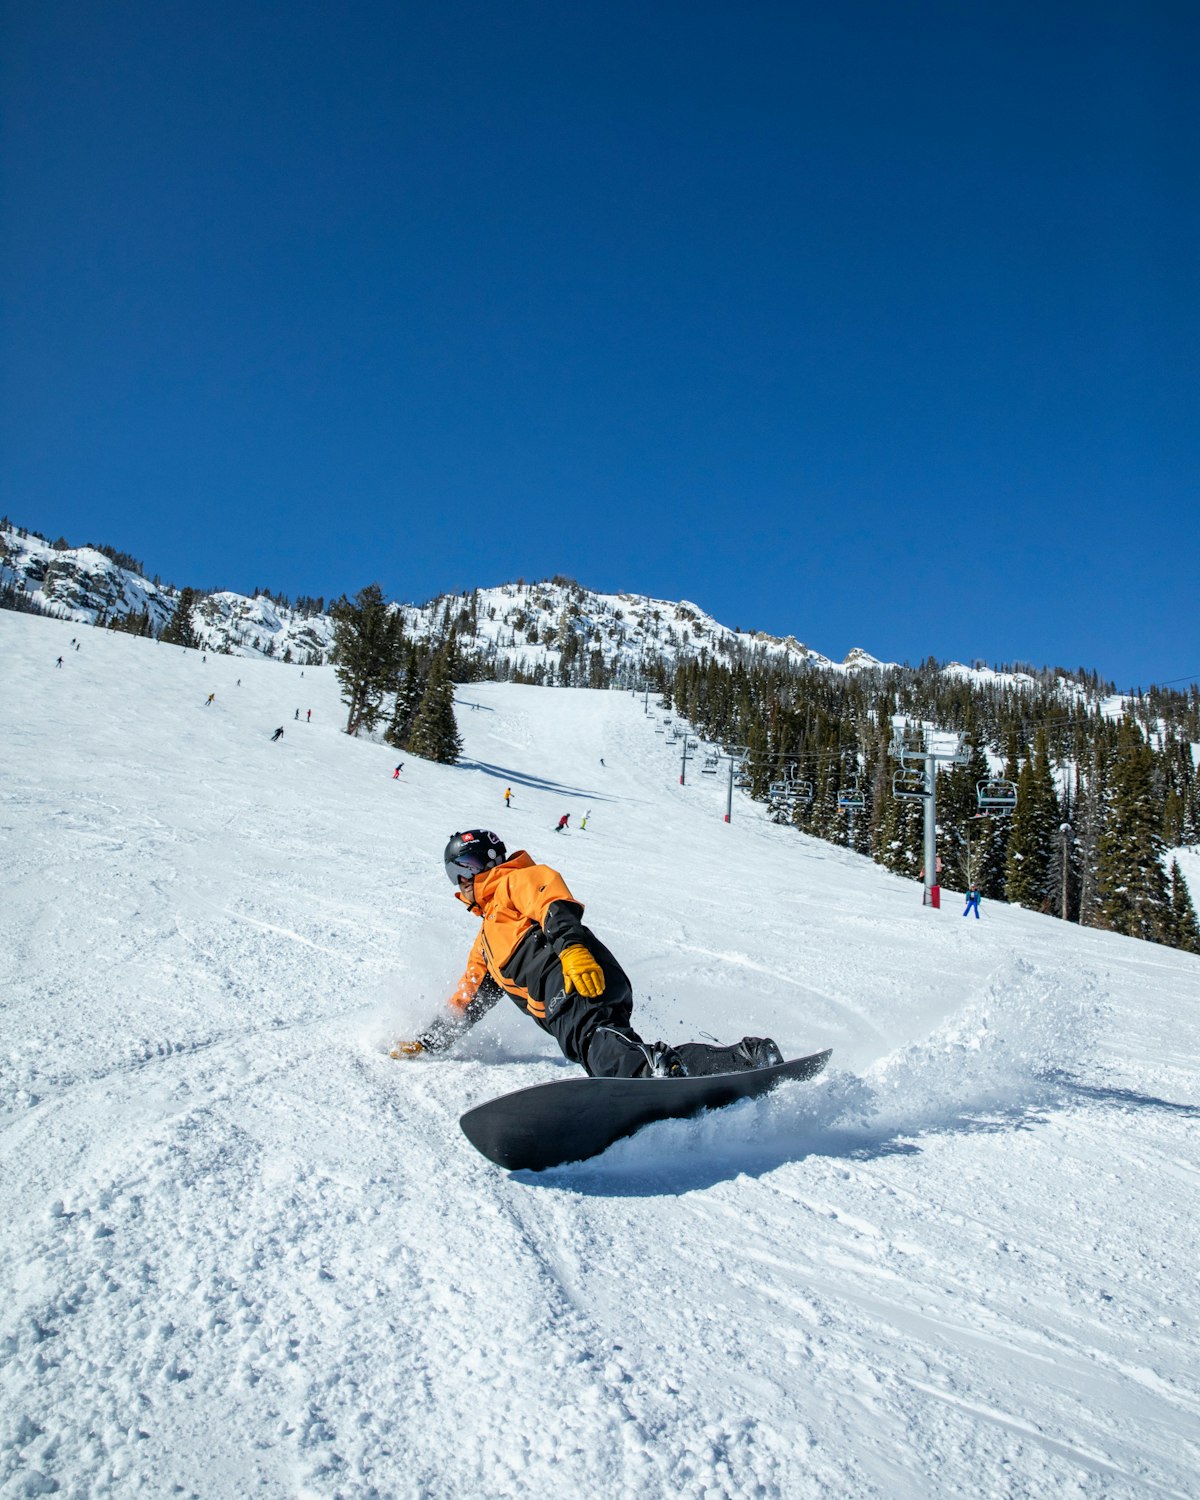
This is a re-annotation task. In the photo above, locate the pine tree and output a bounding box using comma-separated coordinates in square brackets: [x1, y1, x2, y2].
[330, 584, 406, 736]
[1167, 861, 1200, 954]
[404, 646, 462, 764]
[160, 587, 200, 649]
[1093, 721, 1172, 943]
[1005, 730, 1060, 911]
[1076, 732, 1113, 927]
[386, 648, 425, 750]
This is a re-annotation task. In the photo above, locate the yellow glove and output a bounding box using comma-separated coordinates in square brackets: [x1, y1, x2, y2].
[560, 944, 605, 999]
[390, 1039, 425, 1058]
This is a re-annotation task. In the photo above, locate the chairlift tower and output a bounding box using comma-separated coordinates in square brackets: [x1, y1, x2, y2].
[678, 735, 700, 785]
[697, 746, 751, 821]
[890, 726, 972, 909]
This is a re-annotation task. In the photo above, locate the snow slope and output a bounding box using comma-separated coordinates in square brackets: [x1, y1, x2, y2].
[2, 610, 1198, 1499]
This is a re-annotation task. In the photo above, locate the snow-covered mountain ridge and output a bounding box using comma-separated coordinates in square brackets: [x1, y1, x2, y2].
[0, 523, 883, 676]
[0, 525, 334, 664]
[2, 521, 1100, 698]
[393, 578, 890, 681]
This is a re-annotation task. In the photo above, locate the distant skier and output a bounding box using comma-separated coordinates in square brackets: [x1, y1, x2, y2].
[206, 693, 215, 706]
[599, 758, 606, 767]
[294, 708, 299, 720]
[392, 831, 783, 1079]
[393, 763, 404, 779]
[963, 886, 982, 920]
[580, 811, 590, 831]
[554, 814, 570, 833]
[306, 709, 311, 723]
[55, 656, 63, 668]
[271, 726, 285, 742]
[504, 787, 513, 808]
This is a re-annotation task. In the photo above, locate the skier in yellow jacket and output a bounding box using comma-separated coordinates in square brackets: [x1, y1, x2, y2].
[394, 830, 782, 1079]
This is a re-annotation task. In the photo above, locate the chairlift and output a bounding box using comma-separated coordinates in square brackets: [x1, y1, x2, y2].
[837, 778, 865, 812]
[976, 777, 1018, 814]
[893, 767, 929, 800]
[792, 778, 814, 804]
[701, 753, 720, 775]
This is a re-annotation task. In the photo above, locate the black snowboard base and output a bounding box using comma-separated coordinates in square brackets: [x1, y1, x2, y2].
[459, 1049, 832, 1171]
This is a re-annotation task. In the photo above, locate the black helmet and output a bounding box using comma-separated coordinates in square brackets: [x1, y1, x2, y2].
[444, 829, 507, 887]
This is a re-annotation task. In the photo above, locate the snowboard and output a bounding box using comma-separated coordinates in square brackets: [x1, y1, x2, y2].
[459, 1049, 832, 1171]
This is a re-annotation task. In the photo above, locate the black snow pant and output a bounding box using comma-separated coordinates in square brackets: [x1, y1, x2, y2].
[533, 927, 648, 1078]
[535, 927, 759, 1080]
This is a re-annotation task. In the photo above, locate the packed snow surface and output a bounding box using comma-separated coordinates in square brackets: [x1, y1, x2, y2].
[2, 611, 1198, 1499]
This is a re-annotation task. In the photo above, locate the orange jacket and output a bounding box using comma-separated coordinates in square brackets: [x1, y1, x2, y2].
[450, 851, 584, 1019]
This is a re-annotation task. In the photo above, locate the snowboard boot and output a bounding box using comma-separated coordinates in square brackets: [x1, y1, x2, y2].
[675, 1035, 784, 1076]
[733, 1035, 784, 1069]
[585, 1026, 687, 1078]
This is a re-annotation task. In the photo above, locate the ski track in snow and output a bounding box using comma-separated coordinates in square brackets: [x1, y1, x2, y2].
[2, 610, 1199, 1499]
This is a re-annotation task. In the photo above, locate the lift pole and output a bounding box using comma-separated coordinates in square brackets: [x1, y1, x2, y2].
[679, 736, 699, 785]
[890, 728, 972, 909]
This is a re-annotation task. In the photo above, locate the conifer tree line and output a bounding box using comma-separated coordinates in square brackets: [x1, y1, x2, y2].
[660, 653, 1200, 955]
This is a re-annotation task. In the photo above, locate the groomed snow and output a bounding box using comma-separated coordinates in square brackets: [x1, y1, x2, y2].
[2, 610, 1198, 1499]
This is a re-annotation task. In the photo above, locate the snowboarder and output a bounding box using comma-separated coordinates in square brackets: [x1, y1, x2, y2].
[963, 886, 982, 920]
[580, 811, 590, 831]
[394, 831, 783, 1079]
[271, 726, 285, 742]
[393, 763, 404, 779]
[554, 814, 570, 833]
[504, 787, 513, 808]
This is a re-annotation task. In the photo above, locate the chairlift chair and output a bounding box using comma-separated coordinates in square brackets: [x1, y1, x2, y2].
[837, 780, 865, 811]
[792, 779, 814, 804]
[893, 767, 929, 800]
[976, 777, 1018, 814]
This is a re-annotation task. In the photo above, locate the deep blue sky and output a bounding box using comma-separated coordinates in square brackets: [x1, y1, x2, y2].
[2, 2, 1196, 689]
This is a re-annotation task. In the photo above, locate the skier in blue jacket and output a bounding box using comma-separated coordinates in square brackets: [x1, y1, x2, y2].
[963, 886, 982, 919]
